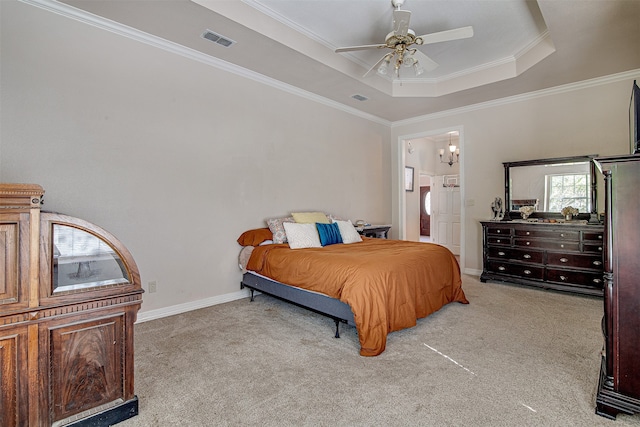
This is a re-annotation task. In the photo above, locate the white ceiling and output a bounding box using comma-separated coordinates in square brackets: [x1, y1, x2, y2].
[59, 0, 640, 122]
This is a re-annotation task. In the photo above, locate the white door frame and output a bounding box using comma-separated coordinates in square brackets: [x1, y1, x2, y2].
[396, 127, 465, 269]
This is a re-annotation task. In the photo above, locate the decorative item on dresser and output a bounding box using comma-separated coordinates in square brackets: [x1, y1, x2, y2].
[0, 184, 143, 427]
[594, 155, 640, 420]
[480, 221, 604, 296]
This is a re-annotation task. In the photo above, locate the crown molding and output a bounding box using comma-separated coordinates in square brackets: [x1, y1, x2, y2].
[392, 69, 640, 128]
[19, 0, 391, 127]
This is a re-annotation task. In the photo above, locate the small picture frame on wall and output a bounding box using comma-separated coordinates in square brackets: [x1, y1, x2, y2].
[405, 166, 414, 192]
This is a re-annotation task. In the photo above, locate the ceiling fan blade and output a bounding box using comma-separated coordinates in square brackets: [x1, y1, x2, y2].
[417, 26, 474, 45]
[412, 50, 439, 72]
[393, 9, 411, 36]
[364, 53, 392, 78]
[335, 44, 386, 53]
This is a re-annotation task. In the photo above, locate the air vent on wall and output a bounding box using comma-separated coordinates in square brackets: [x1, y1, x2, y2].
[351, 94, 368, 101]
[202, 30, 236, 48]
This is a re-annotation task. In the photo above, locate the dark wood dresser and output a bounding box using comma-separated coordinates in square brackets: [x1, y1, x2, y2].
[595, 155, 640, 419]
[480, 220, 604, 296]
[0, 184, 143, 426]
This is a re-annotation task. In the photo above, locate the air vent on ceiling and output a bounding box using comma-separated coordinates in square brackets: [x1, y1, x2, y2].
[202, 30, 236, 48]
[351, 94, 368, 102]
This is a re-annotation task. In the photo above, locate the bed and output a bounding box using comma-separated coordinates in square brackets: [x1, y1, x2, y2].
[237, 217, 468, 357]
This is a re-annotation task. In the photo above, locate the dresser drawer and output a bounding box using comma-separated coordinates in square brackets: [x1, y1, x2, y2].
[584, 243, 604, 253]
[486, 227, 512, 236]
[487, 236, 511, 245]
[547, 252, 603, 270]
[514, 238, 580, 251]
[546, 268, 604, 289]
[515, 229, 580, 240]
[487, 261, 544, 280]
[487, 247, 543, 263]
[583, 231, 604, 241]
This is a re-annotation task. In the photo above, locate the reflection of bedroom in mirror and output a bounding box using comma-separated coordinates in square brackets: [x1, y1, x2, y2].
[502, 155, 598, 222]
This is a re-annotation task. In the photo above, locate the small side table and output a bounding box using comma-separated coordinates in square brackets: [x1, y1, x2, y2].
[357, 225, 391, 239]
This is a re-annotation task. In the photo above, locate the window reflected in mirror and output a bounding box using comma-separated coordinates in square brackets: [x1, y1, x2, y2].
[547, 172, 589, 212]
[52, 224, 129, 293]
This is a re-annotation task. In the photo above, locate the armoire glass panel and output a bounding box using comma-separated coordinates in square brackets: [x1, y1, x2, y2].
[52, 224, 129, 293]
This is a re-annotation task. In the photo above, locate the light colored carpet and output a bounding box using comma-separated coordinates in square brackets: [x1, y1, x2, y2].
[120, 275, 640, 426]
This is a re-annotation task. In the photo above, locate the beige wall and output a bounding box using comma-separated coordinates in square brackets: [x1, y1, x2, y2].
[0, 1, 391, 317]
[392, 77, 637, 274]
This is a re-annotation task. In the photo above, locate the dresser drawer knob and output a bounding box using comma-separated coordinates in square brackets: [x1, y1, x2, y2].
[523, 254, 531, 259]
[526, 241, 530, 246]
[598, 235, 603, 239]
[560, 275, 567, 281]
[560, 258, 568, 263]
[598, 247, 602, 251]
[560, 244, 565, 248]
[496, 239, 501, 243]
[497, 230, 501, 233]
[560, 233, 565, 237]
[593, 260, 602, 266]
[498, 266, 506, 271]
[523, 269, 532, 275]
[593, 278, 602, 284]
[526, 231, 530, 235]
[498, 251, 506, 256]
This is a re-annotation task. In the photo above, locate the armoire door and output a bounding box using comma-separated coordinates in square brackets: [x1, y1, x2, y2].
[0, 324, 29, 427]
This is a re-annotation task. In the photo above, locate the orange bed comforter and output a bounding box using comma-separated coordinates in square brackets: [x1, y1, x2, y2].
[246, 238, 468, 356]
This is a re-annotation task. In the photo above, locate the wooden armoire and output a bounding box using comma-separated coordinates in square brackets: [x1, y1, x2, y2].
[595, 156, 640, 419]
[0, 184, 143, 426]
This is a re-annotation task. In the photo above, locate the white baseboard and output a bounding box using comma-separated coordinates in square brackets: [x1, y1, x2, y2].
[136, 288, 252, 323]
[464, 267, 482, 277]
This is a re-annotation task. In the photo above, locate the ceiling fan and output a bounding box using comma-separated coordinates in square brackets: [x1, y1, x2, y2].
[335, 0, 473, 78]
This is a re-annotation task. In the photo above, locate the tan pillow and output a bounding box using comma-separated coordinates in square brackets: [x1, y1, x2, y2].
[291, 211, 330, 224]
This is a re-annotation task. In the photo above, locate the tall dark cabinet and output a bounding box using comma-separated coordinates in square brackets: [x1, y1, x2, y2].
[595, 156, 640, 419]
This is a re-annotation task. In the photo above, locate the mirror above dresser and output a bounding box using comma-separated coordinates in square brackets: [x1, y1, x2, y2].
[502, 155, 599, 223]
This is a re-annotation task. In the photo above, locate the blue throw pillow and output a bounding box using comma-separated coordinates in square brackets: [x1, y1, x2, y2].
[316, 222, 343, 246]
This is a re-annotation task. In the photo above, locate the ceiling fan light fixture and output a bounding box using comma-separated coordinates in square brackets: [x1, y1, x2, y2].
[402, 54, 415, 68]
[377, 54, 393, 76]
[413, 61, 424, 76]
[335, 0, 473, 81]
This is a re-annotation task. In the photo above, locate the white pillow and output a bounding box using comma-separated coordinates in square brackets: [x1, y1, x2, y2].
[334, 220, 362, 244]
[283, 222, 322, 249]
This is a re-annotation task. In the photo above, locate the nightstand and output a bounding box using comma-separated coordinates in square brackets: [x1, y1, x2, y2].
[357, 225, 391, 239]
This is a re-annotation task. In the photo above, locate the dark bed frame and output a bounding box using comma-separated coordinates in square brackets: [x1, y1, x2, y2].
[240, 272, 356, 338]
